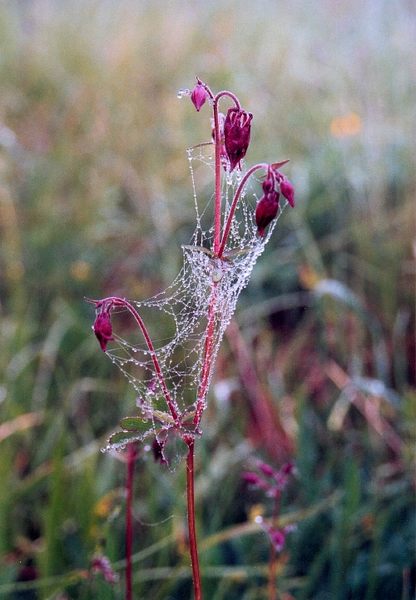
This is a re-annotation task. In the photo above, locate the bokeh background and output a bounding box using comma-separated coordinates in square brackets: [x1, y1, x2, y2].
[0, 1, 415, 598]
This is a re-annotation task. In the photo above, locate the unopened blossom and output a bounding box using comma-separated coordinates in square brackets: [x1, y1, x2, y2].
[255, 174, 280, 237]
[257, 461, 275, 477]
[93, 303, 114, 352]
[91, 554, 119, 584]
[267, 525, 296, 552]
[191, 82, 209, 112]
[243, 471, 262, 485]
[224, 107, 253, 170]
[280, 178, 295, 207]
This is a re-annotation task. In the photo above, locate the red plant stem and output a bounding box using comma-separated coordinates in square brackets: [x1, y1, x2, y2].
[105, 297, 179, 423]
[199, 81, 240, 255]
[212, 99, 222, 254]
[217, 162, 268, 258]
[186, 439, 203, 600]
[268, 495, 281, 600]
[194, 285, 218, 427]
[268, 542, 278, 600]
[194, 87, 239, 423]
[125, 443, 137, 600]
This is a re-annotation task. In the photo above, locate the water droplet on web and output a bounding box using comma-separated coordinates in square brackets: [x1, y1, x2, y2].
[177, 88, 190, 99]
[212, 268, 223, 283]
[226, 168, 234, 186]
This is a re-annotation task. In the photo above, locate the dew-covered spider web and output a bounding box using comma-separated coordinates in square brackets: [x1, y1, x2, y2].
[103, 143, 288, 455]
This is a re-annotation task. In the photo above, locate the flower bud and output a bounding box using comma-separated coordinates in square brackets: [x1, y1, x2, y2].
[267, 527, 288, 552]
[93, 305, 114, 352]
[191, 82, 209, 112]
[224, 107, 253, 171]
[91, 554, 119, 584]
[243, 472, 263, 486]
[257, 461, 275, 478]
[255, 191, 280, 237]
[280, 178, 295, 207]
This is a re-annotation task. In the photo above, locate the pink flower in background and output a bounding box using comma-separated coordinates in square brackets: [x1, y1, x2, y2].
[91, 554, 119, 584]
[243, 460, 296, 552]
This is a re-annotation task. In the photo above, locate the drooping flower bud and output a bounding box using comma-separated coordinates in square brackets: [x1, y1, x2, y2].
[190, 82, 209, 112]
[255, 169, 280, 237]
[255, 192, 280, 237]
[224, 107, 253, 171]
[280, 178, 295, 207]
[93, 303, 114, 352]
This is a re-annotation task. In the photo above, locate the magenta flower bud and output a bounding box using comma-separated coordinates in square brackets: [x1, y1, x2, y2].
[91, 554, 119, 584]
[282, 462, 295, 475]
[268, 527, 287, 552]
[255, 191, 280, 237]
[191, 82, 209, 112]
[243, 471, 262, 486]
[280, 178, 295, 208]
[257, 461, 275, 478]
[224, 107, 253, 171]
[93, 305, 114, 352]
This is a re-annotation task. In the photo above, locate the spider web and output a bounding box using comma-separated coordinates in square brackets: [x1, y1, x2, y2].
[103, 144, 287, 454]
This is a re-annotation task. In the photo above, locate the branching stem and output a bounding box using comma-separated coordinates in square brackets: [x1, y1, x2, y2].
[218, 162, 268, 258]
[105, 297, 179, 423]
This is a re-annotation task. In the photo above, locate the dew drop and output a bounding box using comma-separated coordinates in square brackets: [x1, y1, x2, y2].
[177, 88, 190, 99]
[212, 268, 223, 283]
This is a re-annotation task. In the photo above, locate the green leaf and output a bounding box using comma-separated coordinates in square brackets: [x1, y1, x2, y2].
[108, 431, 144, 447]
[119, 416, 153, 433]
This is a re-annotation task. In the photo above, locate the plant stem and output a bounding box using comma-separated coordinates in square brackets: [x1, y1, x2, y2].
[212, 99, 222, 255]
[217, 162, 268, 258]
[268, 543, 278, 600]
[268, 495, 280, 600]
[186, 439, 203, 600]
[102, 297, 179, 423]
[125, 443, 137, 600]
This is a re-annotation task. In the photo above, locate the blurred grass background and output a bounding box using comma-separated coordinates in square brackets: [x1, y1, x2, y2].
[0, 0, 415, 598]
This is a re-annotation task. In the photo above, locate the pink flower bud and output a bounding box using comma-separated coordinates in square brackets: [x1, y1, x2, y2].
[280, 178, 295, 208]
[255, 191, 280, 237]
[91, 554, 119, 584]
[224, 107, 253, 171]
[93, 305, 114, 352]
[191, 82, 209, 112]
[243, 471, 263, 486]
[257, 461, 275, 478]
[267, 527, 288, 552]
